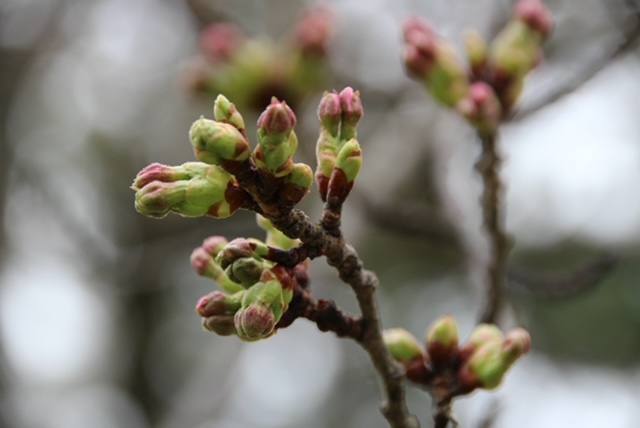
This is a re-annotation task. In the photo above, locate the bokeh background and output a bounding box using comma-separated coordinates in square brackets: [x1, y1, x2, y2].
[1, 0, 640, 427]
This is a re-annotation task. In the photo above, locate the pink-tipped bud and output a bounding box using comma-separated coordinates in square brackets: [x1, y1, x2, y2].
[515, 0, 553, 40]
[195, 291, 241, 317]
[402, 18, 437, 79]
[339, 87, 363, 140]
[202, 236, 229, 256]
[502, 328, 532, 364]
[257, 98, 297, 137]
[457, 82, 502, 134]
[235, 304, 277, 341]
[199, 23, 245, 62]
[293, 6, 333, 57]
[131, 163, 189, 190]
[317, 91, 342, 136]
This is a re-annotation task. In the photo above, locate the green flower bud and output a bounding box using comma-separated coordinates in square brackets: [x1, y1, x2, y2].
[235, 303, 277, 341]
[403, 18, 470, 107]
[203, 315, 237, 336]
[325, 139, 362, 204]
[214, 94, 246, 132]
[234, 276, 293, 341]
[317, 91, 342, 137]
[425, 315, 460, 369]
[461, 339, 506, 390]
[315, 132, 339, 201]
[195, 290, 243, 317]
[225, 257, 270, 288]
[254, 99, 299, 177]
[458, 326, 531, 391]
[190, 246, 244, 293]
[190, 117, 251, 165]
[279, 162, 313, 207]
[460, 323, 504, 361]
[335, 139, 362, 184]
[134, 180, 188, 219]
[465, 30, 488, 77]
[383, 328, 425, 366]
[216, 238, 269, 269]
[133, 162, 245, 219]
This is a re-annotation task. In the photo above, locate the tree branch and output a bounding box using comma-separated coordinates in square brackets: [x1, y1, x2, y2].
[475, 133, 510, 324]
[268, 209, 419, 428]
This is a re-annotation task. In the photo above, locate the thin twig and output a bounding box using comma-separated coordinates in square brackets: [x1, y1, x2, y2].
[475, 133, 510, 324]
[268, 210, 419, 428]
[507, 253, 618, 298]
[510, 2, 640, 122]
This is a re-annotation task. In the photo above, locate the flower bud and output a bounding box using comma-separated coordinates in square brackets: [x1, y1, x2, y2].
[202, 236, 229, 256]
[292, 6, 333, 58]
[254, 98, 299, 177]
[133, 162, 245, 219]
[317, 91, 342, 137]
[502, 328, 532, 365]
[324, 139, 362, 204]
[515, 0, 553, 40]
[214, 94, 246, 132]
[225, 257, 269, 288]
[465, 30, 488, 78]
[383, 328, 425, 366]
[199, 23, 245, 63]
[456, 82, 502, 134]
[338, 87, 363, 141]
[279, 162, 313, 207]
[195, 290, 243, 317]
[235, 303, 277, 341]
[402, 18, 470, 107]
[131, 163, 194, 190]
[426, 315, 460, 369]
[190, 246, 244, 293]
[190, 117, 251, 166]
[203, 315, 237, 336]
[460, 323, 504, 361]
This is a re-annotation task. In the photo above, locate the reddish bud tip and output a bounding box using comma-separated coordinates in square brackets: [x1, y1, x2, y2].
[515, 0, 553, 39]
[339, 87, 363, 125]
[235, 304, 276, 340]
[293, 6, 333, 57]
[199, 23, 245, 62]
[402, 18, 437, 79]
[257, 98, 297, 136]
[202, 236, 229, 256]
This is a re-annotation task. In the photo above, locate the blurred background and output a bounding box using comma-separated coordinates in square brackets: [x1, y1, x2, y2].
[1, 0, 639, 427]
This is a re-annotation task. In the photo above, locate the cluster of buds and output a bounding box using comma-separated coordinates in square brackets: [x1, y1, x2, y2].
[185, 6, 333, 112]
[192, 218, 302, 341]
[133, 94, 313, 220]
[383, 315, 531, 398]
[315, 87, 364, 204]
[133, 88, 365, 340]
[402, 0, 553, 129]
[131, 161, 247, 219]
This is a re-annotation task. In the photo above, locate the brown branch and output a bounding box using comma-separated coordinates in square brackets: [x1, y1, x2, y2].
[507, 253, 618, 298]
[268, 210, 419, 428]
[475, 133, 510, 324]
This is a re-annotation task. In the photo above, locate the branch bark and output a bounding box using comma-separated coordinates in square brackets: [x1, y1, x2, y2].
[475, 133, 510, 324]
